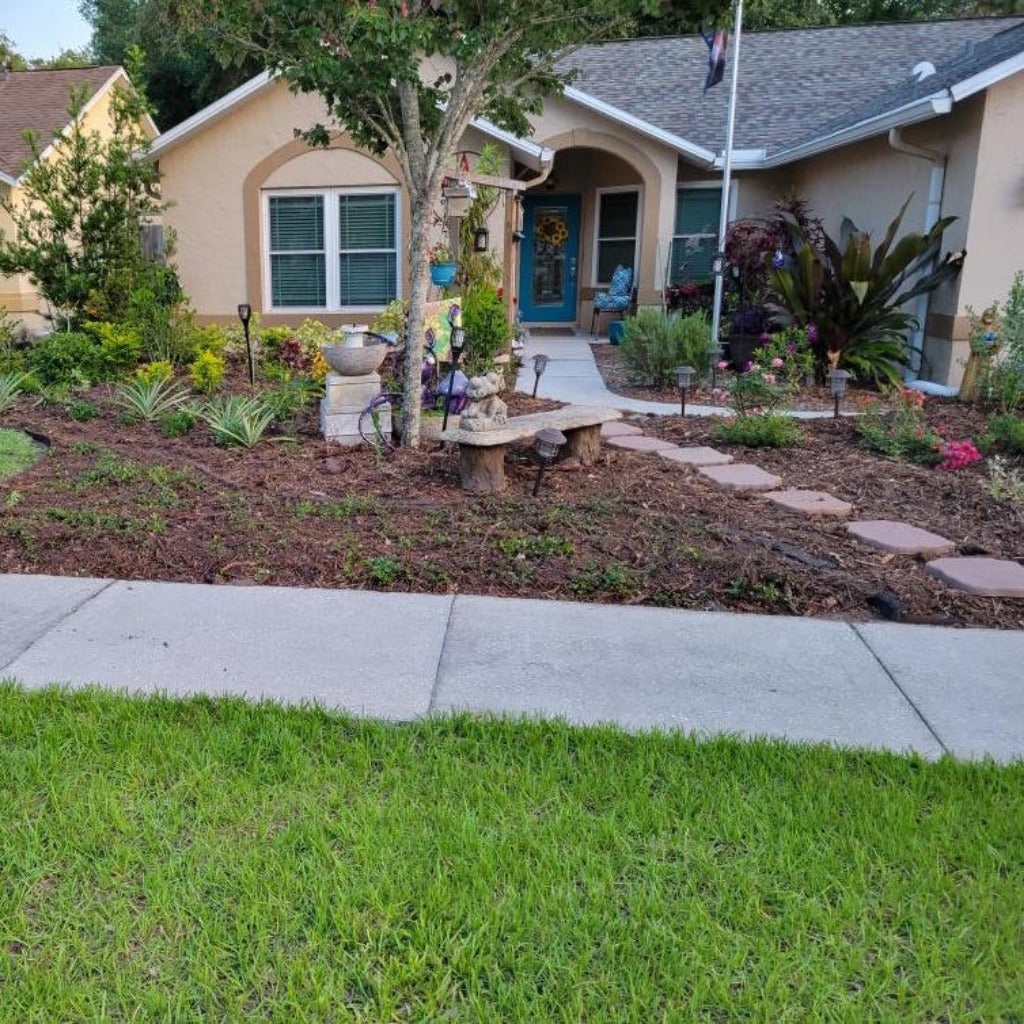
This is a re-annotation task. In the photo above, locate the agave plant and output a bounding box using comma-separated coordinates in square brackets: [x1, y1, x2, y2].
[768, 197, 964, 387]
[115, 376, 191, 422]
[200, 394, 276, 448]
[0, 371, 28, 414]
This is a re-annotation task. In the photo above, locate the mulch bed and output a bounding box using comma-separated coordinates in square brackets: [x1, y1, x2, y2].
[1, 387, 1021, 629]
[591, 343, 885, 412]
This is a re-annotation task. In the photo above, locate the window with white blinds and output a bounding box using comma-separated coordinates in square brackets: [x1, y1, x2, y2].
[265, 188, 400, 311]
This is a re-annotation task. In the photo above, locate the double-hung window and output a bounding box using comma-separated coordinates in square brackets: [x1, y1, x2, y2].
[670, 186, 723, 284]
[594, 188, 640, 286]
[266, 187, 400, 311]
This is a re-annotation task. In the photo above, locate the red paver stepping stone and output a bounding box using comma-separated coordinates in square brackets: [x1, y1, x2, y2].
[698, 463, 782, 491]
[848, 520, 955, 557]
[764, 489, 852, 516]
[926, 557, 1024, 598]
[605, 435, 678, 453]
[658, 446, 734, 467]
[601, 421, 645, 438]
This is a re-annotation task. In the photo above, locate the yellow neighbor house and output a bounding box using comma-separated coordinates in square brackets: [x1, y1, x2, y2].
[0, 65, 158, 334]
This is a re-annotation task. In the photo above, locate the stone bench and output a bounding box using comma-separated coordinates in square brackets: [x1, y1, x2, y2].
[436, 405, 622, 494]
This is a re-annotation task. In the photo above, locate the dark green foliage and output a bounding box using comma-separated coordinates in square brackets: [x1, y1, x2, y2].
[68, 401, 100, 422]
[0, 82, 163, 323]
[769, 197, 964, 387]
[713, 413, 805, 448]
[261, 378, 319, 425]
[980, 414, 1024, 455]
[462, 285, 512, 374]
[620, 309, 710, 387]
[159, 408, 197, 438]
[27, 333, 100, 386]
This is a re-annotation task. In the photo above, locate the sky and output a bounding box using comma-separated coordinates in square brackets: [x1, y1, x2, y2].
[0, 0, 92, 60]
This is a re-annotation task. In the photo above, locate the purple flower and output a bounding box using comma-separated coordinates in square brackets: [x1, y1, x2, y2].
[759, 332, 771, 348]
[786, 341, 797, 354]
[772, 249, 785, 269]
[806, 323, 819, 344]
[742, 360, 754, 373]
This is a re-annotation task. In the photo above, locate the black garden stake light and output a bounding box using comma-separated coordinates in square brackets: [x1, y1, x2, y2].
[532, 353, 549, 397]
[473, 226, 489, 252]
[441, 323, 466, 433]
[675, 365, 695, 417]
[828, 368, 851, 420]
[237, 303, 255, 391]
[532, 427, 567, 497]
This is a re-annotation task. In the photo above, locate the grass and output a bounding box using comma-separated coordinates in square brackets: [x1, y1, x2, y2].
[0, 428, 42, 482]
[1, 687, 1021, 1022]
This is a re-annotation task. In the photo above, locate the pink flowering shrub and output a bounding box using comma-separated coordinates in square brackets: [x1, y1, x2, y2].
[750, 326, 815, 387]
[938, 439, 982, 471]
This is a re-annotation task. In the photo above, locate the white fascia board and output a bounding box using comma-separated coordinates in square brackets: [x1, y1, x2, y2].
[0, 168, 16, 187]
[762, 93, 952, 169]
[24, 66, 128, 180]
[950, 51, 1024, 101]
[146, 70, 275, 158]
[470, 116, 554, 172]
[712, 148, 767, 170]
[562, 86, 716, 166]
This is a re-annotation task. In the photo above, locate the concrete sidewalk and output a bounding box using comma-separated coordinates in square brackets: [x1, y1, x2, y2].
[1, 573, 1022, 761]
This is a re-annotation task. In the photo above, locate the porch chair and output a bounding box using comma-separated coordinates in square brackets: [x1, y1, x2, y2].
[590, 265, 636, 338]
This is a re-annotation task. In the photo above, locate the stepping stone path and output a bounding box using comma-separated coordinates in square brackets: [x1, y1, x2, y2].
[698, 464, 782, 492]
[601, 421, 644, 438]
[599, 419, 1023, 601]
[604, 435, 678, 453]
[847, 520, 956, 557]
[658, 446, 733, 467]
[925, 557, 1024, 598]
[765, 490, 852, 516]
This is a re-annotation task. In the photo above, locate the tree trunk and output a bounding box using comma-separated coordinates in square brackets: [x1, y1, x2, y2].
[401, 197, 432, 448]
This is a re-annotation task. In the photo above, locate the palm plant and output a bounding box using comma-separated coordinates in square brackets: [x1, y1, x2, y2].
[0, 371, 28, 414]
[115, 377, 191, 421]
[768, 198, 964, 387]
[200, 395, 276, 448]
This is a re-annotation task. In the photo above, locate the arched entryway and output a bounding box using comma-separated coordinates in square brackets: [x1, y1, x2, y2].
[517, 133, 662, 330]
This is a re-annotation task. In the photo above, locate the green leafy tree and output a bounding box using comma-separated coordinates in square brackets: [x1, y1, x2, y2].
[0, 76, 163, 323]
[81, 0, 263, 128]
[163, 0, 669, 446]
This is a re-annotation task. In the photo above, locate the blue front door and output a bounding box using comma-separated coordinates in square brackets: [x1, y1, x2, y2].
[519, 195, 581, 322]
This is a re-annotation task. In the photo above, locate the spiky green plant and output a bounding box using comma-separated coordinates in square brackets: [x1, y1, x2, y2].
[200, 395, 275, 448]
[769, 197, 964, 387]
[0, 371, 28, 414]
[115, 377, 191, 422]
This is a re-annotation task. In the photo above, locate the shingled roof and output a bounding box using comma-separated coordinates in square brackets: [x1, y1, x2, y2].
[559, 17, 1024, 163]
[0, 65, 122, 181]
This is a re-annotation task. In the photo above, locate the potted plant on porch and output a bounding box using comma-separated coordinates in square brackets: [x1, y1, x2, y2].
[429, 242, 457, 287]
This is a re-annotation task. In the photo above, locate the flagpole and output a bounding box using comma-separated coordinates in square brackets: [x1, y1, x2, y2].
[709, 0, 743, 365]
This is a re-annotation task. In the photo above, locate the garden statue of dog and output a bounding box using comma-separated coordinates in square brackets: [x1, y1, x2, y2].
[460, 371, 508, 432]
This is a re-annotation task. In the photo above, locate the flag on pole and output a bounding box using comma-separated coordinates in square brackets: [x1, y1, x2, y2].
[700, 26, 728, 91]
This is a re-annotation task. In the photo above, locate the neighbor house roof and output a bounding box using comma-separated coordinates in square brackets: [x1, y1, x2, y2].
[558, 16, 1024, 167]
[0, 65, 128, 183]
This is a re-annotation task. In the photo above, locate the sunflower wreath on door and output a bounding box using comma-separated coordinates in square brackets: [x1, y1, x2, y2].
[536, 213, 569, 247]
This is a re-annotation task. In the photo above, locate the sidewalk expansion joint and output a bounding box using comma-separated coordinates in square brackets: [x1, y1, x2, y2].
[427, 595, 457, 713]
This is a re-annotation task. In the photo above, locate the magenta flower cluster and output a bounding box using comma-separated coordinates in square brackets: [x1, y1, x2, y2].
[938, 438, 982, 472]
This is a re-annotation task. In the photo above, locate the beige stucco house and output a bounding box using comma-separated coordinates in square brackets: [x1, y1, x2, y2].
[0, 65, 159, 333]
[148, 16, 1024, 389]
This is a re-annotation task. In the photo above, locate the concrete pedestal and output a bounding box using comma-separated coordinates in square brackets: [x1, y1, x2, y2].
[319, 371, 389, 446]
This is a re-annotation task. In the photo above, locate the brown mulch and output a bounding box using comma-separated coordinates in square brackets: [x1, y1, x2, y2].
[1, 388, 1022, 629]
[590, 343, 885, 411]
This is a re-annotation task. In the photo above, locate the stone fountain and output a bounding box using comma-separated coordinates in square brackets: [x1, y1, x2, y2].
[319, 327, 390, 446]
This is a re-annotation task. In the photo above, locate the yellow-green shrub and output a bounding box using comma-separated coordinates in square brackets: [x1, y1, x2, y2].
[191, 323, 229, 358]
[136, 360, 174, 385]
[189, 350, 226, 393]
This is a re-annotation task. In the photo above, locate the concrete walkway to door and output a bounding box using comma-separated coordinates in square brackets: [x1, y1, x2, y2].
[515, 331, 849, 420]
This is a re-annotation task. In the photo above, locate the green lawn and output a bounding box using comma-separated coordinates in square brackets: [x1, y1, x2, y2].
[0, 428, 41, 482]
[1, 685, 1022, 1022]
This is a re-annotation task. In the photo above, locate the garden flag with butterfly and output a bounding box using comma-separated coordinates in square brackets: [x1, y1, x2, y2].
[700, 26, 728, 91]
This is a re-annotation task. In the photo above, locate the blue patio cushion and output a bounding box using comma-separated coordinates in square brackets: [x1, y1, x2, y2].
[594, 265, 633, 311]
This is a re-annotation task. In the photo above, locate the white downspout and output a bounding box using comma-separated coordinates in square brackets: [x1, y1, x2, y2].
[887, 127, 946, 383]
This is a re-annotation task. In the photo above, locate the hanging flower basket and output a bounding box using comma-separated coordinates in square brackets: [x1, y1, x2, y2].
[430, 262, 457, 286]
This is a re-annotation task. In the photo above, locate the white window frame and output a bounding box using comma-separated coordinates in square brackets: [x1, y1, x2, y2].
[671, 180, 738, 284]
[592, 185, 643, 288]
[262, 185, 402, 314]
